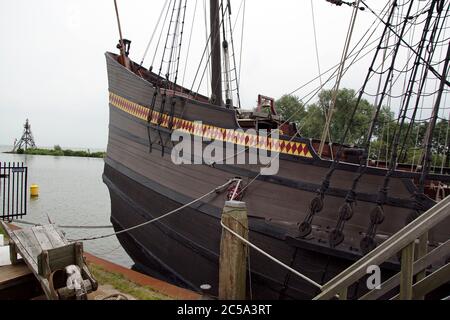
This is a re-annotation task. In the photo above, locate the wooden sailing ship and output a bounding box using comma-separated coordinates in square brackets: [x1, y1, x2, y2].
[104, 0, 450, 299]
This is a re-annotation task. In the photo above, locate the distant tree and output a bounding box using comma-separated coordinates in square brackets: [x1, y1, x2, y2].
[275, 95, 306, 125]
[278, 89, 382, 145]
[54, 145, 62, 151]
[276, 88, 449, 166]
[315, 88, 377, 145]
[298, 103, 325, 139]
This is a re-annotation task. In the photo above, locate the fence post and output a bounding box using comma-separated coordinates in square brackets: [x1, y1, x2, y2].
[415, 232, 428, 300]
[338, 287, 348, 300]
[400, 242, 415, 300]
[219, 201, 248, 300]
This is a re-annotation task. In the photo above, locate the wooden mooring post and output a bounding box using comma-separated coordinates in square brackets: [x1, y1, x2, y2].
[219, 201, 248, 300]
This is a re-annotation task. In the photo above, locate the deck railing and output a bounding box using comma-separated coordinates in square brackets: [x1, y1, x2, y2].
[314, 196, 450, 300]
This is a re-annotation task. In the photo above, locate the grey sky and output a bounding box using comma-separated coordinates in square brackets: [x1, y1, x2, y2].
[0, 0, 433, 149]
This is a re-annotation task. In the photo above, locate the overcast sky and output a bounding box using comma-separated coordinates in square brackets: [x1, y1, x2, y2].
[0, 0, 427, 149]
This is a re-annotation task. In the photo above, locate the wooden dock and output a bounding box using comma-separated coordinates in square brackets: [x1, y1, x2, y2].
[0, 262, 43, 300]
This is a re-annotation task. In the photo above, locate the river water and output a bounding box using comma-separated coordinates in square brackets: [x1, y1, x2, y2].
[0, 146, 133, 268]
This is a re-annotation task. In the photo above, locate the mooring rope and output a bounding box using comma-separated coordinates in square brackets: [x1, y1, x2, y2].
[68, 178, 238, 242]
[220, 220, 323, 290]
[11, 220, 114, 230]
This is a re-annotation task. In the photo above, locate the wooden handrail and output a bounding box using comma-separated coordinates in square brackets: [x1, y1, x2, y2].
[390, 263, 450, 300]
[360, 239, 450, 300]
[314, 196, 450, 300]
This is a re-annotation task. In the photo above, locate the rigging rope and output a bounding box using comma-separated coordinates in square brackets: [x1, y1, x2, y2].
[181, 0, 199, 87]
[310, 0, 323, 87]
[360, 0, 449, 253]
[203, 0, 212, 96]
[190, 1, 225, 94]
[361, 0, 449, 87]
[158, 0, 178, 77]
[237, 0, 246, 87]
[298, 0, 401, 240]
[213, 5, 405, 167]
[170, 0, 188, 87]
[140, 0, 170, 66]
[193, 2, 228, 97]
[400, 4, 448, 162]
[222, 0, 242, 108]
[288, 0, 392, 96]
[151, 0, 174, 71]
[319, 0, 362, 157]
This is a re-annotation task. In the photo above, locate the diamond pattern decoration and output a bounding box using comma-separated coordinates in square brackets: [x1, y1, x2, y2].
[109, 92, 313, 159]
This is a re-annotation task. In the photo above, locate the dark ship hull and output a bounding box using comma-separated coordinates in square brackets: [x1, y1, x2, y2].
[104, 52, 450, 299]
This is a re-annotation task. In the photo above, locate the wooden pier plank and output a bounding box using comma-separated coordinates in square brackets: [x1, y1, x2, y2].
[0, 263, 32, 288]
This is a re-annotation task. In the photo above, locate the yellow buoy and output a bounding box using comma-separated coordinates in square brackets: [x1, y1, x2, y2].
[30, 184, 39, 197]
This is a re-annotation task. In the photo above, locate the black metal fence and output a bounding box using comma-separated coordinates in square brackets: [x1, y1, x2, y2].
[0, 162, 28, 220]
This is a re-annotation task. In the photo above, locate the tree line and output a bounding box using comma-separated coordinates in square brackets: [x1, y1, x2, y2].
[276, 88, 449, 167]
[16, 145, 105, 158]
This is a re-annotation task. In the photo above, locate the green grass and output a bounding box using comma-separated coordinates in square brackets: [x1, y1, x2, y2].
[0, 223, 9, 243]
[88, 263, 172, 300]
[16, 146, 105, 159]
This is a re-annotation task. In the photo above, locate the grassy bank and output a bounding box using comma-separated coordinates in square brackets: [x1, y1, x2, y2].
[0, 224, 8, 243]
[88, 263, 171, 300]
[15, 146, 105, 158]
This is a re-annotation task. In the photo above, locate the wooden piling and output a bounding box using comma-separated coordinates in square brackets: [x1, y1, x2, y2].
[219, 201, 248, 300]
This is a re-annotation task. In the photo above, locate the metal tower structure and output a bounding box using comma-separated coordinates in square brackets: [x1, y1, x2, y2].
[12, 119, 36, 152]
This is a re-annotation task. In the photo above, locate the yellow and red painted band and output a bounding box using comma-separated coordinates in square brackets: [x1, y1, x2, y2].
[109, 92, 313, 158]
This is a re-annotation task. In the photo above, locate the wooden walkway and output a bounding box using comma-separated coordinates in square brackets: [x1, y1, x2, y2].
[0, 262, 43, 300]
[0, 263, 32, 285]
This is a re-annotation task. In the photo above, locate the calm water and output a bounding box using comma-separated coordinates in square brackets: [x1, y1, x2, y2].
[0, 146, 133, 267]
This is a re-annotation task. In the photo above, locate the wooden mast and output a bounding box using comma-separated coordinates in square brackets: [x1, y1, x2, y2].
[210, 0, 223, 106]
[114, 0, 130, 69]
